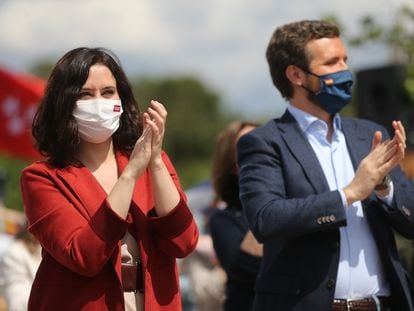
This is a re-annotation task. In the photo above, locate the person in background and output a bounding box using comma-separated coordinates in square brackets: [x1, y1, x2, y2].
[0, 223, 41, 311]
[20, 47, 198, 311]
[237, 19, 414, 311]
[180, 181, 227, 311]
[209, 121, 262, 311]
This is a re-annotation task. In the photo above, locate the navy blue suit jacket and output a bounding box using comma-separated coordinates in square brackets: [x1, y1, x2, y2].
[237, 110, 414, 311]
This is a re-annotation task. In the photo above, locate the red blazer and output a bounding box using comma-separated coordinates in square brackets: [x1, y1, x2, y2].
[20, 151, 199, 310]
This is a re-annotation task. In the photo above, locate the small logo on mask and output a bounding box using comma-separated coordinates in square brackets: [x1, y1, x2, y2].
[324, 78, 334, 86]
[113, 105, 121, 112]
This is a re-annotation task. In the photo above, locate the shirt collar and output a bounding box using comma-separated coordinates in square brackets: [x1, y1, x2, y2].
[287, 104, 342, 133]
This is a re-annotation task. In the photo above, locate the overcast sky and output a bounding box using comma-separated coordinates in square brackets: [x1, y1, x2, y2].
[0, 0, 412, 119]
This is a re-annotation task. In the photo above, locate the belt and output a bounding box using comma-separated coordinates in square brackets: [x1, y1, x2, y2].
[332, 296, 391, 311]
[121, 262, 144, 293]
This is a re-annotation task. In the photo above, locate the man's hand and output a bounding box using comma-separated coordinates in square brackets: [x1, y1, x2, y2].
[343, 120, 406, 205]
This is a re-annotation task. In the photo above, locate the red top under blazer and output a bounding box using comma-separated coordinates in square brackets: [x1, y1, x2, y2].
[20, 151, 199, 310]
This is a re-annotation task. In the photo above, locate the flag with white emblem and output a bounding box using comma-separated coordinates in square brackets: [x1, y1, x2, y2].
[0, 67, 44, 159]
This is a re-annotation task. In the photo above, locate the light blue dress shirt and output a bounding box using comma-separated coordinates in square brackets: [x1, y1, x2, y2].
[287, 105, 391, 299]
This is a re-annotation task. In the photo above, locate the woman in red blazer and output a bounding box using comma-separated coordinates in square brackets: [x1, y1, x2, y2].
[20, 47, 199, 311]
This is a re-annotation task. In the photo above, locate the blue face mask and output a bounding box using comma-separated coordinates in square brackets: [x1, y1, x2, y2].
[302, 69, 354, 114]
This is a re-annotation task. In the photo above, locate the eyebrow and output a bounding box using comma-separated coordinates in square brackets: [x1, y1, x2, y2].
[80, 86, 116, 91]
[101, 86, 116, 91]
[322, 55, 347, 65]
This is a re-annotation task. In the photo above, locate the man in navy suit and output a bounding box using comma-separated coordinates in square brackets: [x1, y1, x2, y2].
[237, 20, 414, 311]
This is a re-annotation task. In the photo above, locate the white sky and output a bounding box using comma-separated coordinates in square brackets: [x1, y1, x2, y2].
[0, 0, 412, 119]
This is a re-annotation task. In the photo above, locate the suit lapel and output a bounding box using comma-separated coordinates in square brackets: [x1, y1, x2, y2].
[278, 110, 330, 193]
[55, 151, 130, 220]
[341, 118, 371, 170]
[56, 165, 107, 220]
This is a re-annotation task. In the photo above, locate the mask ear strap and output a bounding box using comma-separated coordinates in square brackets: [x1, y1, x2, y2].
[297, 66, 319, 95]
[299, 67, 320, 78]
[300, 84, 315, 94]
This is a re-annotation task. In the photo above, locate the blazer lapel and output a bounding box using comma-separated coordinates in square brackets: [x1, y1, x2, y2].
[56, 164, 109, 220]
[342, 118, 371, 170]
[278, 110, 330, 193]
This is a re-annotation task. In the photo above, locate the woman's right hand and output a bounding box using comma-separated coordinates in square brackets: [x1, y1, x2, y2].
[124, 118, 153, 180]
[107, 117, 153, 219]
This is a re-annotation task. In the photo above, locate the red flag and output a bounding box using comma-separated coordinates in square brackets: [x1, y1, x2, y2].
[0, 67, 45, 160]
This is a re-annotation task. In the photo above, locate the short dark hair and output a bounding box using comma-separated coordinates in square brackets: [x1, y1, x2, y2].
[266, 20, 340, 99]
[211, 121, 259, 204]
[32, 47, 142, 168]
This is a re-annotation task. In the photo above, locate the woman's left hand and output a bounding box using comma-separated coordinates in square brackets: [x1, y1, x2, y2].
[145, 100, 167, 170]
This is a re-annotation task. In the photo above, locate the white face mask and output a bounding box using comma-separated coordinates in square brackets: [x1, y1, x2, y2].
[73, 98, 123, 144]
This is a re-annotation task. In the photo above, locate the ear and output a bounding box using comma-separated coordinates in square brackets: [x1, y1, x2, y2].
[286, 65, 305, 86]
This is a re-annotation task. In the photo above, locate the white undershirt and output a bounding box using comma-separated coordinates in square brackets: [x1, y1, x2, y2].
[121, 232, 143, 311]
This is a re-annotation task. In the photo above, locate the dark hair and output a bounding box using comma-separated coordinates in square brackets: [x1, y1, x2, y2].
[266, 20, 340, 99]
[32, 47, 142, 168]
[211, 121, 259, 204]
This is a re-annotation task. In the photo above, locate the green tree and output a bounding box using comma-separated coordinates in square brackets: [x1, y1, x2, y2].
[29, 61, 54, 79]
[132, 76, 234, 188]
[0, 155, 30, 211]
[324, 5, 414, 101]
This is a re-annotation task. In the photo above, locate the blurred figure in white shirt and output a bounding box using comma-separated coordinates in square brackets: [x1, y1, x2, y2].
[0, 223, 41, 311]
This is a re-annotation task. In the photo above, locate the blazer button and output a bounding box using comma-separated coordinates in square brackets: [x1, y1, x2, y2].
[327, 279, 335, 290]
[329, 214, 336, 222]
[317, 217, 322, 225]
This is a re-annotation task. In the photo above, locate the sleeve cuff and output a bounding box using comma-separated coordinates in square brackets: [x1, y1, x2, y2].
[89, 200, 132, 244]
[375, 181, 394, 206]
[148, 193, 193, 238]
[338, 189, 348, 208]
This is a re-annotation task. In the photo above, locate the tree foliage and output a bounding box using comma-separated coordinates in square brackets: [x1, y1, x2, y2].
[132, 76, 232, 188]
[0, 156, 30, 211]
[324, 4, 414, 102]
